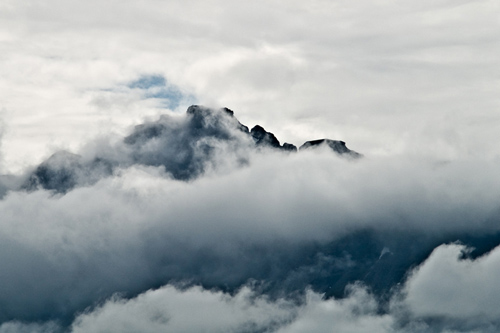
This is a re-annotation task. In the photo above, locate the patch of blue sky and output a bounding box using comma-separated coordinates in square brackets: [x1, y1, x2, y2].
[127, 75, 196, 110]
[128, 75, 166, 89]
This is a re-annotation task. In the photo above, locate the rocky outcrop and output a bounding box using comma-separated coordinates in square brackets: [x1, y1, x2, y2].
[300, 139, 362, 158]
[250, 125, 297, 152]
[23, 151, 82, 193]
[24, 105, 360, 193]
[23, 151, 113, 193]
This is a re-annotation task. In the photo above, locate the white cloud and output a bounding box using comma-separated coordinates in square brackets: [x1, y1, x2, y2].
[275, 287, 394, 333]
[72, 285, 296, 333]
[403, 243, 500, 320]
[70, 283, 398, 333]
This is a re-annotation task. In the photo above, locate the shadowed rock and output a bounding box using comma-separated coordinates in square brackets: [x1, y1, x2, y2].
[123, 105, 252, 181]
[23, 151, 114, 193]
[23, 151, 82, 193]
[282, 142, 298, 152]
[187, 105, 249, 134]
[251, 125, 281, 148]
[24, 106, 359, 193]
[300, 139, 362, 158]
[251, 125, 297, 152]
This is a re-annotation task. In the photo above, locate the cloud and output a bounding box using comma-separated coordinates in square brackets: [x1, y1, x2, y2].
[275, 287, 395, 333]
[403, 243, 500, 321]
[0, 321, 61, 333]
[72, 285, 296, 333]
[1, 1, 500, 330]
[0, 135, 499, 327]
[67, 243, 500, 333]
[69, 284, 396, 333]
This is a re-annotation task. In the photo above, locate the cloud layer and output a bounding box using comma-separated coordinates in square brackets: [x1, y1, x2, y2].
[66, 243, 500, 333]
[0, 107, 499, 331]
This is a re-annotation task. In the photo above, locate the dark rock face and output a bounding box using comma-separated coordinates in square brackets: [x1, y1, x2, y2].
[187, 105, 249, 134]
[251, 125, 281, 148]
[300, 139, 362, 158]
[23, 151, 114, 193]
[250, 125, 297, 152]
[24, 151, 82, 193]
[124, 105, 252, 181]
[282, 142, 298, 152]
[25, 105, 359, 193]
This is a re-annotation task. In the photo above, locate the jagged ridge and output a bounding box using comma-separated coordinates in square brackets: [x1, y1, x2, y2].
[24, 105, 361, 193]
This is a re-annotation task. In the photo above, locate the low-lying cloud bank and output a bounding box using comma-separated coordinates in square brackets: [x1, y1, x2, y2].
[0, 107, 499, 332]
[7, 244, 500, 333]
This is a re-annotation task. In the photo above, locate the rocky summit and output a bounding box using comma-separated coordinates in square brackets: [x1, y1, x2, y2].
[23, 105, 361, 193]
[300, 139, 362, 158]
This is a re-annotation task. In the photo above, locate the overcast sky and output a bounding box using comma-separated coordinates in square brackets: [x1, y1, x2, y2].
[2, 1, 500, 332]
[1, 0, 500, 172]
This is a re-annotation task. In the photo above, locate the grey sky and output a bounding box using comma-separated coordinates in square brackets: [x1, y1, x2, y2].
[1, 0, 500, 172]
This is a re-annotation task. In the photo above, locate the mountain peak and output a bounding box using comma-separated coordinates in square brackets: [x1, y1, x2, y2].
[24, 105, 360, 193]
[300, 139, 362, 158]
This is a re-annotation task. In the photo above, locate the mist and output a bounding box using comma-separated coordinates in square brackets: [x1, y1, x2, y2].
[0, 106, 498, 331]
